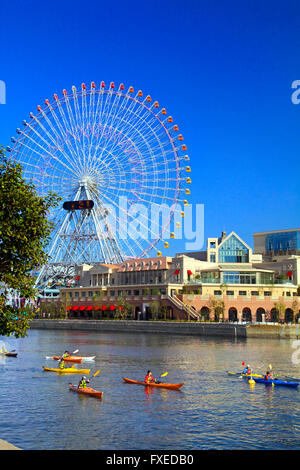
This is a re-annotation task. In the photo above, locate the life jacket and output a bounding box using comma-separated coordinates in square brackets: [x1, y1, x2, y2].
[79, 379, 87, 388]
[145, 374, 154, 384]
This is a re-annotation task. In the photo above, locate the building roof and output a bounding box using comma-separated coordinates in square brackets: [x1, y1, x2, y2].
[253, 228, 300, 236]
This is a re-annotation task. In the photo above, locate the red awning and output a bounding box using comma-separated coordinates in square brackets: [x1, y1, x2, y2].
[79, 306, 86, 311]
[187, 270, 193, 275]
[174, 269, 180, 275]
[110, 305, 116, 310]
[102, 305, 107, 310]
[66, 306, 72, 311]
[86, 306, 93, 311]
[72, 305, 79, 310]
[117, 305, 123, 310]
[94, 305, 101, 310]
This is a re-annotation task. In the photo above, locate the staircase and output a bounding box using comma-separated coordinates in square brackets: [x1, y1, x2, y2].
[166, 295, 201, 321]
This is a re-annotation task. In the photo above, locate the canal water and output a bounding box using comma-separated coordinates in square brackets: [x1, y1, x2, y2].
[1, 329, 300, 450]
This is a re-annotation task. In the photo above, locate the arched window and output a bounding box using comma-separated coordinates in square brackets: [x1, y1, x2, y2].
[228, 307, 237, 322]
[242, 308, 252, 322]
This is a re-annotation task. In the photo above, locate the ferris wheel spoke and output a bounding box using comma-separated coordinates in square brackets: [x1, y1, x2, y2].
[98, 185, 172, 246]
[32, 108, 82, 177]
[43, 103, 85, 176]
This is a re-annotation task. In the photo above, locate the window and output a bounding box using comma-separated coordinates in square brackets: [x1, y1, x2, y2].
[264, 291, 271, 296]
[88, 291, 93, 297]
[134, 290, 139, 296]
[75, 291, 79, 297]
[226, 290, 234, 296]
[210, 241, 216, 248]
[223, 271, 256, 284]
[214, 290, 222, 295]
[286, 292, 291, 297]
[260, 272, 274, 284]
[239, 291, 247, 296]
[218, 234, 249, 263]
[68, 292, 72, 298]
[110, 290, 115, 296]
[265, 231, 299, 253]
[81, 292, 86, 297]
[210, 254, 216, 262]
[251, 291, 259, 296]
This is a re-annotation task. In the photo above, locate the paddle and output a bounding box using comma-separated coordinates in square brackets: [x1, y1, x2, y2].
[89, 370, 101, 381]
[155, 372, 168, 384]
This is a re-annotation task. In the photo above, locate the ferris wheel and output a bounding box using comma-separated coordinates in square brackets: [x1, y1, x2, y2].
[7, 81, 192, 289]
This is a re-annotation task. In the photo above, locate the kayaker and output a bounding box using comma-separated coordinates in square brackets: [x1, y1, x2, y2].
[59, 358, 66, 370]
[265, 370, 274, 380]
[242, 365, 252, 375]
[62, 350, 70, 358]
[78, 376, 90, 389]
[145, 370, 156, 384]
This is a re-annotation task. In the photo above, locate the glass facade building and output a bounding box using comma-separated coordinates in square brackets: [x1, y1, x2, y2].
[265, 231, 300, 253]
[218, 234, 249, 263]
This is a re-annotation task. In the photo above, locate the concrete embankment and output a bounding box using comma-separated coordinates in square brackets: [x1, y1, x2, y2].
[30, 319, 246, 337]
[29, 319, 300, 339]
[246, 324, 300, 339]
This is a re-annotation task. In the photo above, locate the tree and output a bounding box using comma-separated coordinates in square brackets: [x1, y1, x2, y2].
[0, 148, 61, 337]
[148, 300, 160, 319]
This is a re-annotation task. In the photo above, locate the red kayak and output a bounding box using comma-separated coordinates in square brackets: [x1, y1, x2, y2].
[53, 356, 82, 363]
[122, 377, 185, 391]
[69, 384, 103, 399]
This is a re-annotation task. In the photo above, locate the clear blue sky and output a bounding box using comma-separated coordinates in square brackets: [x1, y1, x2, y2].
[0, 0, 300, 254]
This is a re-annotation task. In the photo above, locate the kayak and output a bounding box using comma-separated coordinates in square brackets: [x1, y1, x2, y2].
[69, 384, 103, 399]
[227, 371, 263, 378]
[51, 356, 96, 363]
[52, 356, 82, 363]
[246, 377, 299, 388]
[0, 352, 17, 357]
[122, 377, 185, 391]
[285, 376, 300, 383]
[43, 367, 90, 374]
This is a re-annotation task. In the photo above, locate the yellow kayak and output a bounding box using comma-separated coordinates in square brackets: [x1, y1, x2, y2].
[227, 371, 264, 378]
[43, 366, 90, 374]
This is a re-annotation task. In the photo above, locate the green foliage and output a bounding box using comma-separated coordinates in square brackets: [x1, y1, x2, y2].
[0, 148, 61, 336]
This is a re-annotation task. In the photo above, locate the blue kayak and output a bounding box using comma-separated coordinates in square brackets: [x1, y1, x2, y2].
[248, 377, 299, 388]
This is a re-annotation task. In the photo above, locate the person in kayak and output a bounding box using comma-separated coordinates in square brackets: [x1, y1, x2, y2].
[242, 365, 252, 375]
[144, 370, 161, 384]
[59, 358, 67, 370]
[78, 376, 90, 389]
[62, 351, 70, 358]
[265, 370, 274, 380]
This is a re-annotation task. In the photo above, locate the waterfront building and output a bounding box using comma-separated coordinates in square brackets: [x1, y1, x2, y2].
[253, 228, 300, 285]
[41, 230, 300, 324]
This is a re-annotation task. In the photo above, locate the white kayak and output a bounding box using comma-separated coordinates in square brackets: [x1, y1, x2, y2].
[45, 355, 96, 362]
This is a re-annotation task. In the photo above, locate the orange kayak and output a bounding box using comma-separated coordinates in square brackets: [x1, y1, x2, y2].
[69, 384, 103, 399]
[53, 356, 82, 363]
[122, 377, 185, 391]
